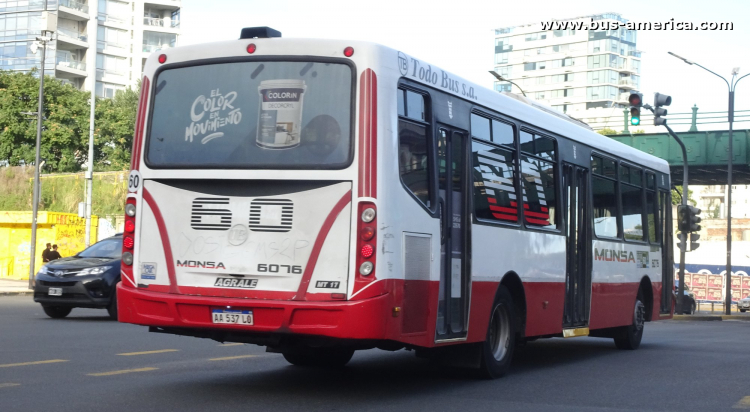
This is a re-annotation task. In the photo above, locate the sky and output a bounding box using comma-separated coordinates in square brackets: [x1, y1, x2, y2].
[181, 0, 750, 133]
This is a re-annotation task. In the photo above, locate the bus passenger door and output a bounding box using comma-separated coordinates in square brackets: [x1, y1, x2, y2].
[435, 126, 470, 340]
[562, 163, 592, 330]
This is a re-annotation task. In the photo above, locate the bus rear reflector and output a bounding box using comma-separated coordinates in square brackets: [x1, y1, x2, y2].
[247, 43, 256, 54]
[158, 54, 167, 64]
[344, 46, 354, 57]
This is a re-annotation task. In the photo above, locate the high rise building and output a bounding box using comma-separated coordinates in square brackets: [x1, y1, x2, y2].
[493, 13, 641, 128]
[0, 0, 181, 97]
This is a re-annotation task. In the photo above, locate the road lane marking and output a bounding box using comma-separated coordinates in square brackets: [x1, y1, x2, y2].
[0, 383, 21, 388]
[0, 359, 68, 368]
[209, 355, 258, 361]
[87, 367, 158, 377]
[734, 396, 750, 409]
[117, 349, 179, 356]
[218, 343, 244, 347]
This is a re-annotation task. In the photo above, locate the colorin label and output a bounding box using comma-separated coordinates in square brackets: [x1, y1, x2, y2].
[257, 80, 306, 149]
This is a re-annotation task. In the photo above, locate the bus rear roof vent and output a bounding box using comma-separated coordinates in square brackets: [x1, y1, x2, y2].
[240, 27, 281, 39]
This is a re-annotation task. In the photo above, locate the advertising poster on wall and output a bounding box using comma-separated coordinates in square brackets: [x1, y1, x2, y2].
[731, 276, 742, 290]
[707, 287, 723, 302]
[693, 287, 708, 301]
[707, 274, 723, 289]
[742, 276, 750, 300]
[731, 288, 742, 302]
[684, 273, 693, 288]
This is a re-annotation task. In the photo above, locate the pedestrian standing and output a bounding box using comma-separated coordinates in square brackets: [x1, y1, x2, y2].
[42, 243, 52, 263]
[49, 244, 62, 261]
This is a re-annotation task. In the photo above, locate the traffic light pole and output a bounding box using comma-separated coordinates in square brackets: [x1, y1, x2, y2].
[664, 124, 689, 312]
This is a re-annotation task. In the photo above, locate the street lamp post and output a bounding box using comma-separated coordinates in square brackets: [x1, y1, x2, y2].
[669, 52, 750, 314]
[27, 1, 53, 289]
[489, 71, 527, 97]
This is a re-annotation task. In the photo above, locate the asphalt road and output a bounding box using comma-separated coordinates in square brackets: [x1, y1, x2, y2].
[2, 295, 750, 412]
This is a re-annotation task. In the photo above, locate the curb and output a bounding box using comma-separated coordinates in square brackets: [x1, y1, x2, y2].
[673, 314, 750, 321]
[0, 291, 33, 296]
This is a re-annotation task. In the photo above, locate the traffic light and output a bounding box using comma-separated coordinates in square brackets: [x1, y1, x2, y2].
[654, 92, 672, 126]
[628, 92, 643, 126]
[676, 205, 702, 251]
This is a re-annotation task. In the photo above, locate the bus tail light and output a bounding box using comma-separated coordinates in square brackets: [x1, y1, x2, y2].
[247, 43, 256, 54]
[158, 54, 167, 64]
[122, 197, 136, 267]
[344, 46, 354, 57]
[355, 202, 376, 279]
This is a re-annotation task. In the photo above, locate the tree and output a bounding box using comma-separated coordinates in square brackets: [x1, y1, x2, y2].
[95, 82, 139, 171]
[671, 186, 696, 206]
[596, 128, 619, 136]
[0, 70, 138, 172]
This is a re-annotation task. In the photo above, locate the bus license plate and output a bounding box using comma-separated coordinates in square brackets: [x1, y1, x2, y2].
[212, 309, 253, 325]
[48, 288, 63, 296]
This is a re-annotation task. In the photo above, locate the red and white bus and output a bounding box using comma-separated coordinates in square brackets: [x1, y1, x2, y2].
[118, 27, 674, 378]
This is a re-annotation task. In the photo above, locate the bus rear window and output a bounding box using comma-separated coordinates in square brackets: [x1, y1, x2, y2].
[146, 61, 353, 169]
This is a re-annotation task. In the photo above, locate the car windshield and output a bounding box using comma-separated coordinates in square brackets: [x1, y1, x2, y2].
[77, 238, 123, 259]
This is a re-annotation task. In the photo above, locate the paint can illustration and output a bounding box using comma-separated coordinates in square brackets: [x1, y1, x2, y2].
[257, 79, 307, 149]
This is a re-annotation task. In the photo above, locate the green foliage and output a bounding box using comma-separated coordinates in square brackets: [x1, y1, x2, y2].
[0, 166, 127, 216]
[596, 128, 619, 136]
[0, 70, 139, 173]
[632, 129, 645, 134]
[671, 186, 696, 206]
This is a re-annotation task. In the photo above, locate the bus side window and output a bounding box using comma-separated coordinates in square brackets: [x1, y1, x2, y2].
[592, 155, 618, 238]
[621, 165, 644, 241]
[471, 139, 518, 223]
[519, 131, 557, 228]
[398, 88, 431, 208]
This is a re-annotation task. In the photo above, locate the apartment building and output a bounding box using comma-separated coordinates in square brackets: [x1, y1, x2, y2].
[493, 13, 641, 126]
[0, 0, 181, 97]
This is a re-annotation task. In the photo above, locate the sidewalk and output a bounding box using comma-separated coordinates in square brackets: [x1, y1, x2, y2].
[673, 310, 750, 321]
[0, 279, 33, 296]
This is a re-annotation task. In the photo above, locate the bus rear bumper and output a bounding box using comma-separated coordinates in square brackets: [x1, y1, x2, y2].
[117, 284, 391, 341]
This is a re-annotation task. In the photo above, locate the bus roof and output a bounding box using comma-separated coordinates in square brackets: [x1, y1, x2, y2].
[149, 37, 671, 175]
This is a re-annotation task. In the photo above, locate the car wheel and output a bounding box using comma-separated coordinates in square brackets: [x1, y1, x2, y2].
[107, 290, 118, 320]
[43, 306, 72, 319]
[614, 292, 646, 350]
[478, 285, 517, 379]
[282, 348, 354, 367]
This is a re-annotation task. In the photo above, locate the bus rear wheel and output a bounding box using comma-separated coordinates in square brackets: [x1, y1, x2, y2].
[614, 294, 646, 350]
[478, 285, 517, 379]
[282, 348, 355, 367]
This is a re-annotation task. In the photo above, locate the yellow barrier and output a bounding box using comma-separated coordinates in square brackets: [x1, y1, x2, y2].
[0, 211, 99, 280]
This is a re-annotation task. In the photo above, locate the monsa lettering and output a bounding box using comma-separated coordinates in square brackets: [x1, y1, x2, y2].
[176, 260, 226, 269]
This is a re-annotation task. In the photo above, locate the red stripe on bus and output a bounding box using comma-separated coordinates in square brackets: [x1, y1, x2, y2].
[294, 190, 352, 301]
[489, 205, 516, 214]
[524, 210, 550, 219]
[525, 217, 551, 225]
[510, 201, 517, 207]
[131, 76, 150, 171]
[523, 203, 529, 209]
[142, 188, 179, 294]
[492, 213, 518, 221]
[541, 206, 548, 212]
[358, 69, 377, 198]
[487, 197, 497, 204]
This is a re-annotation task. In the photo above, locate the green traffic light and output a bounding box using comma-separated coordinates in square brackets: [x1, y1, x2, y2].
[631, 117, 640, 126]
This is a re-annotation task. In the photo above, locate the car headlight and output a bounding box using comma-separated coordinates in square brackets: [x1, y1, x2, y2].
[37, 266, 49, 275]
[77, 266, 112, 276]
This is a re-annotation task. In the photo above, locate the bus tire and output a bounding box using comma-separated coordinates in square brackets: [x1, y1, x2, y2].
[43, 306, 72, 319]
[614, 292, 646, 350]
[282, 348, 355, 367]
[478, 285, 516, 379]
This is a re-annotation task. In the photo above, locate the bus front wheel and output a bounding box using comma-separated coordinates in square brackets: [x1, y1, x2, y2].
[282, 348, 355, 367]
[478, 285, 517, 379]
